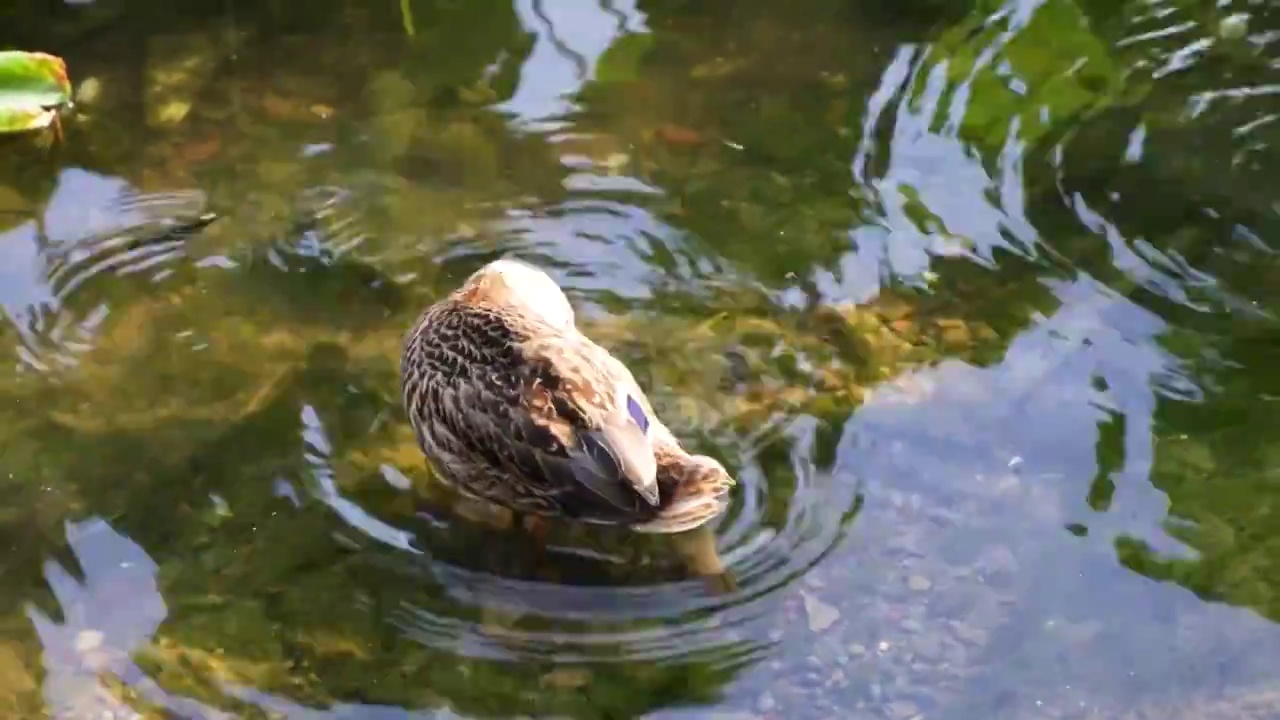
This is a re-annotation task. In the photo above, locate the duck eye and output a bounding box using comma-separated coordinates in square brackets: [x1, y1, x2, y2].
[626, 395, 649, 433]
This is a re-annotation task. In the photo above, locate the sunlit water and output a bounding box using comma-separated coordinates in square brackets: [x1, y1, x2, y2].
[3, 1, 1280, 718]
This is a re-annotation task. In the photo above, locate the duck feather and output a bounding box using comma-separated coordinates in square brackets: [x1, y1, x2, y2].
[400, 259, 735, 531]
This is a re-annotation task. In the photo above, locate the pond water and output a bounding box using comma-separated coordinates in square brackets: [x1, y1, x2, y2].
[2, 0, 1280, 718]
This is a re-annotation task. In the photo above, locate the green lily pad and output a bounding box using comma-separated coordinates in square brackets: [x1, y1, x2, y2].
[0, 50, 72, 134]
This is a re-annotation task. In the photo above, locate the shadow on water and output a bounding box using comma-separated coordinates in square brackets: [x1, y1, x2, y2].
[5, 0, 1280, 718]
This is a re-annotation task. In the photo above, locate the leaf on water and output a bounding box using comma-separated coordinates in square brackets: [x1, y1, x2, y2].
[0, 50, 72, 134]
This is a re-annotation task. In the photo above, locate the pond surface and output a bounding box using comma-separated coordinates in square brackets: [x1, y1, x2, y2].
[3, 0, 1280, 718]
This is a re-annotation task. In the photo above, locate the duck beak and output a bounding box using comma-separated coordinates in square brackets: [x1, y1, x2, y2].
[633, 480, 660, 507]
[591, 417, 660, 508]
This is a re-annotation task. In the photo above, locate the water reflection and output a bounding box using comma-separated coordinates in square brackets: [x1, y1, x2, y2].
[856, 273, 1197, 552]
[29, 517, 442, 719]
[496, 0, 648, 132]
[848, 43, 1039, 297]
[0, 169, 208, 374]
[7, 0, 1280, 716]
[28, 517, 223, 719]
[498, 199, 681, 304]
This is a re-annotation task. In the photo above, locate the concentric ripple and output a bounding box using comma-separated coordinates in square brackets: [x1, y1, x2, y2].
[0, 178, 213, 375]
[20, 1, 1280, 718]
[295, 353, 866, 668]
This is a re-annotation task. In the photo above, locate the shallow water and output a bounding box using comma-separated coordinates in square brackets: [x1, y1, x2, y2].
[3, 0, 1280, 718]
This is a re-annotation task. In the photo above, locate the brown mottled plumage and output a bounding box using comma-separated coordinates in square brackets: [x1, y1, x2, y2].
[400, 258, 735, 534]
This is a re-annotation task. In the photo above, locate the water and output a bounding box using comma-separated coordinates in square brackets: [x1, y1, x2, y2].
[2, 0, 1280, 717]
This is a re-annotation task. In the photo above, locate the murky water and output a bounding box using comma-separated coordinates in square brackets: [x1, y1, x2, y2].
[3, 0, 1280, 718]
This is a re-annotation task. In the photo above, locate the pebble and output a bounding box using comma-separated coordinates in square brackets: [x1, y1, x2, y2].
[976, 545, 1018, 577]
[73, 630, 104, 654]
[912, 635, 944, 661]
[908, 575, 933, 591]
[801, 591, 841, 632]
[885, 700, 921, 720]
[951, 622, 989, 646]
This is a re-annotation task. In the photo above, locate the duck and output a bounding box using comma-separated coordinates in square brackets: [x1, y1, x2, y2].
[400, 258, 736, 536]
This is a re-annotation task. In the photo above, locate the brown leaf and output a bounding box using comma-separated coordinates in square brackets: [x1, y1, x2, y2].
[656, 123, 705, 146]
[178, 132, 221, 163]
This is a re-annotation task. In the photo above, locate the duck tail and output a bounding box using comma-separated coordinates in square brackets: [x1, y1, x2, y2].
[630, 453, 736, 534]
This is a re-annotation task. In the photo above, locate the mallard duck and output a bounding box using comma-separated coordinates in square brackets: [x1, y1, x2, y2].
[400, 258, 735, 535]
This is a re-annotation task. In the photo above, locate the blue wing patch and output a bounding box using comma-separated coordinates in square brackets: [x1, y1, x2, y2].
[626, 395, 650, 433]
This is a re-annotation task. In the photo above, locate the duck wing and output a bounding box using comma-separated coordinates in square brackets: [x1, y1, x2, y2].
[404, 302, 663, 520]
[517, 335, 662, 514]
